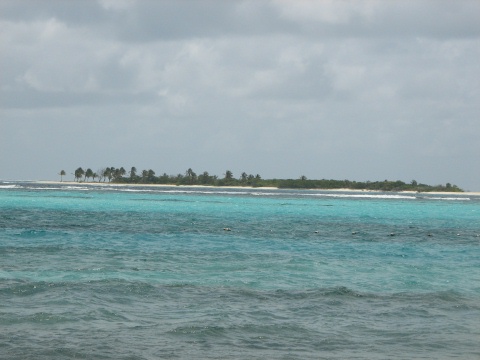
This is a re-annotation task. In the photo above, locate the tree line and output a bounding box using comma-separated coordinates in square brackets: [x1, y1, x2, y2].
[64, 167, 263, 187]
[58, 167, 463, 192]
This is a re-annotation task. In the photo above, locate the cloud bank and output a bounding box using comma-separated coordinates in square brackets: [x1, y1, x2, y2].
[1, 0, 479, 190]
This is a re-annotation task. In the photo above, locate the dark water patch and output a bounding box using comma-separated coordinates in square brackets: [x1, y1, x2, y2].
[1, 280, 479, 359]
[1, 206, 478, 247]
[0, 243, 69, 254]
[0, 312, 72, 325]
[0, 280, 58, 297]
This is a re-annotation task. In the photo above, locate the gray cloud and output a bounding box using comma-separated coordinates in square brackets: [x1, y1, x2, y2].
[1, 0, 479, 190]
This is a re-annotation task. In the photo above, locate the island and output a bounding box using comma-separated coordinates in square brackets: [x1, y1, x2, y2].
[60, 167, 463, 192]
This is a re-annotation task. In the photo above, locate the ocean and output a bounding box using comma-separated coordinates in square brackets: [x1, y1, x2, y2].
[1, 181, 479, 359]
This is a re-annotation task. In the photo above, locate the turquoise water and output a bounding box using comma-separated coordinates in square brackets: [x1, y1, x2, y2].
[1, 182, 479, 359]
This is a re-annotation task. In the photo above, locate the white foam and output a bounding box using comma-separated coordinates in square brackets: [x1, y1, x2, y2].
[307, 193, 417, 200]
[2, 182, 474, 202]
[62, 186, 91, 191]
[428, 197, 470, 201]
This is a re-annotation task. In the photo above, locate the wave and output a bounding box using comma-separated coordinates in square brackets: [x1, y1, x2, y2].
[2, 280, 475, 306]
[425, 197, 471, 201]
[308, 193, 416, 200]
[1, 182, 474, 202]
[0, 185, 19, 189]
[255, 192, 418, 200]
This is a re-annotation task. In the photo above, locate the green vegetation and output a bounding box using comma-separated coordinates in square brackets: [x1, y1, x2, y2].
[59, 170, 66, 182]
[66, 167, 463, 192]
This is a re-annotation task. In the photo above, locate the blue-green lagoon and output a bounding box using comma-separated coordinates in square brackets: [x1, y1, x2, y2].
[1, 182, 479, 359]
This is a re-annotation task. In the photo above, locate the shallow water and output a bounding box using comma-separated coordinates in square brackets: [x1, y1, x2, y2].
[1, 182, 479, 359]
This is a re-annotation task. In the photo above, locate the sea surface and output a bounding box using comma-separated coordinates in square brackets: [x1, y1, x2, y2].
[1, 181, 479, 359]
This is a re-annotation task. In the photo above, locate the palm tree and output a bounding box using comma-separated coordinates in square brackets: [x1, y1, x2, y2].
[199, 171, 211, 185]
[147, 169, 156, 182]
[130, 167, 137, 180]
[108, 167, 115, 182]
[186, 168, 197, 184]
[74, 167, 85, 182]
[240, 172, 248, 184]
[102, 168, 112, 182]
[85, 168, 94, 182]
[59, 170, 66, 182]
[108, 167, 116, 182]
[92, 172, 98, 182]
[141, 170, 148, 183]
[224, 170, 234, 185]
[113, 168, 121, 181]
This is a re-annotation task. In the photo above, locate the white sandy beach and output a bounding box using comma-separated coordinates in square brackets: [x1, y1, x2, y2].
[36, 180, 278, 191]
[34, 180, 480, 196]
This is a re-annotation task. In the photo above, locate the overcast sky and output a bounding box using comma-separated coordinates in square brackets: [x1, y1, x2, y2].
[1, 0, 479, 190]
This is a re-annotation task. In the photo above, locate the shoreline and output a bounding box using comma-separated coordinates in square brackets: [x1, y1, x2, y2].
[31, 180, 480, 196]
[34, 180, 278, 191]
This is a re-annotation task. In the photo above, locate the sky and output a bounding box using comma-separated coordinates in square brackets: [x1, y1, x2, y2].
[1, 0, 479, 190]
